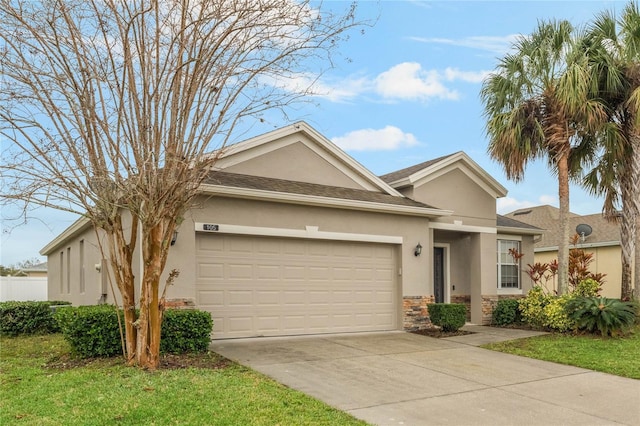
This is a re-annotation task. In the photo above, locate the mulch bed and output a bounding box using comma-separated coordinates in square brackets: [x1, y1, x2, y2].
[410, 328, 474, 338]
[45, 351, 231, 371]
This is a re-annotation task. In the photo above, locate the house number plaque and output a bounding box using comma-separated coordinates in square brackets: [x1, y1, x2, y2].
[203, 224, 219, 231]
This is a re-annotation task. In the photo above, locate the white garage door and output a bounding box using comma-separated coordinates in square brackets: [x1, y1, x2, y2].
[196, 233, 398, 339]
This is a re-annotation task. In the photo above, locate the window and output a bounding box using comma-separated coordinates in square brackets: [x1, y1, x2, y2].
[79, 240, 85, 294]
[498, 240, 520, 289]
[59, 251, 64, 293]
[66, 247, 71, 294]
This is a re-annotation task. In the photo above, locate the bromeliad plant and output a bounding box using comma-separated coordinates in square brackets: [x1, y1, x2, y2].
[566, 297, 639, 336]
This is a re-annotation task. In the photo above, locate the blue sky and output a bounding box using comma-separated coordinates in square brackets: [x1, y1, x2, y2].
[0, 0, 626, 266]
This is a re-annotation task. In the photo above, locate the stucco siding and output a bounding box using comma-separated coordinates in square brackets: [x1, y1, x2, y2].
[47, 225, 105, 306]
[535, 246, 623, 298]
[224, 140, 367, 190]
[165, 195, 430, 302]
[412, 168, 496, 226]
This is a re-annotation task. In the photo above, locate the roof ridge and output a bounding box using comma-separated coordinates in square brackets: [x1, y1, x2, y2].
[379, 152, 459, 183]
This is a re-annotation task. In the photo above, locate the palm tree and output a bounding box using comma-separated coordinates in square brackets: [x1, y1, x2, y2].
[481, 20, 606, 295]
[582, 2, 640, 300]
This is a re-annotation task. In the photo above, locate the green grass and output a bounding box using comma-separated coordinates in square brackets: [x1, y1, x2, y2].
[0, 334, 367, 425]
[482, 325, 640, 379]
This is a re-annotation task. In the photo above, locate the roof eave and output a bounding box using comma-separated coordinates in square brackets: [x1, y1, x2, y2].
[535, 240, 620, 251]
[40, 216, 91, 256]
[497, 225, 544, 236]
[200, 184, 452, 218]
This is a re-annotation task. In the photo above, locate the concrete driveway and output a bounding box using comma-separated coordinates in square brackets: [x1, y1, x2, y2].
[210, 327, 640, 426]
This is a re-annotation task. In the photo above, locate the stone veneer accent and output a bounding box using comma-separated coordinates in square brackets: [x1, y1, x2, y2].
[403, 295, 435, 330]
[164, 298, 196, 309]
[450, 295, 471, 322]
[481, 294, 525, 325]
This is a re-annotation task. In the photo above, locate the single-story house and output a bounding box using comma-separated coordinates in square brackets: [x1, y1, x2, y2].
[41, 122, 541, 339]
[19, 262, 48, 278]
[504, 205, 626, 298]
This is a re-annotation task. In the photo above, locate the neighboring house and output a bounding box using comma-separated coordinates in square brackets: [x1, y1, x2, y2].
[41, 122, 540, 339]
[504, 205, 623, 298]
[19, 262, 48, 278]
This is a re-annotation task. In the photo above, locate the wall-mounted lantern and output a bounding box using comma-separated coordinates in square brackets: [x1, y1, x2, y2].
[414, 242, 422, 257]
[170, 231, 179, 246]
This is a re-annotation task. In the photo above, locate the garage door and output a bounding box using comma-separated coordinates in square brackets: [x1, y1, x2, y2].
[196, 233, 398, 339]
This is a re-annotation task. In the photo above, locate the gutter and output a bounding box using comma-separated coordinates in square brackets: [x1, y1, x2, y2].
[200, 184, 452, 218]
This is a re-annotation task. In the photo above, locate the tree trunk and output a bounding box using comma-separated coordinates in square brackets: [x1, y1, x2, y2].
[135, 222, 168, 370]
[105, 217, 138, 362]
[557, 153, 570, 295]
[631, 132, 640, 301]
[619, 165, 636, 300]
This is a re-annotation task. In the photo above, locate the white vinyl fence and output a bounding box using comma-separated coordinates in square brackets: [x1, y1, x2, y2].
[0, 277, 48, 302]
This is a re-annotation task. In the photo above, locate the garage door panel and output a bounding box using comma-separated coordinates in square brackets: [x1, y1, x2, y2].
[198, 290, 224, 306]
[283, 240, 306, 256]
[256, 264, 280, 279]
[283, 265, 305, 280]
[198, 236, 224, 252]
[197, 234, 398, 339]
[198, 263, 224, 279]
[256, 290, 280, 305]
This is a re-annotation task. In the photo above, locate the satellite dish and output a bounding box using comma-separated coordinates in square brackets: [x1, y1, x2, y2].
[576, 224, 593, 242]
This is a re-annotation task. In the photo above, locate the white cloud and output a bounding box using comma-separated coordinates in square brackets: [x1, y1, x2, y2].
[443, 67, 491, 83]
[497, 195, 557, 214]
[331, 126, 419, 151]
[409, 34, 520, 55]
[269, 63, 486, 104]
[374, 62, 458, 101]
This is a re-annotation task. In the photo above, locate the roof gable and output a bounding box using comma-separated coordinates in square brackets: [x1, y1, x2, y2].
[214, 122, 403, 196]
[382, 151, 508, 198]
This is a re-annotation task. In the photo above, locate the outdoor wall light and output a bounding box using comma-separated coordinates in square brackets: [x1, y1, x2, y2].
[170, 231, 178, 246]
[414, 243, 422, 257]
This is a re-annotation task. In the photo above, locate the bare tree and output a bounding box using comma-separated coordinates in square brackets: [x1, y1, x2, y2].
[0, 0, 360, 369]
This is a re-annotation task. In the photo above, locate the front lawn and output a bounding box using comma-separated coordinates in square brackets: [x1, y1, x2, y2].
[0, 334, 367, 425]
[482, 325, 640, 379]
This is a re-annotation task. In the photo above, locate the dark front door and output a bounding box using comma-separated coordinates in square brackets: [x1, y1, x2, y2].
[433, 247, 444, 303]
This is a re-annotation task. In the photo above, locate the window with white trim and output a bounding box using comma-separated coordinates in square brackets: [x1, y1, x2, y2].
[497, 240, 520, 289]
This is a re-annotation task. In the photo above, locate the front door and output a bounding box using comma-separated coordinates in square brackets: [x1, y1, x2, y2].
[433, 247, 444, 303]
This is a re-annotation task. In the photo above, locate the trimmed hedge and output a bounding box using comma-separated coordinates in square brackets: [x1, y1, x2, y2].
[492, 299, 521, 326]
[161, 309, 213, 354]
[0, 300, 71, 336]
[54, 305, 124, 357]
[54, 305, 213, 358]
[427, 303, 466, 332]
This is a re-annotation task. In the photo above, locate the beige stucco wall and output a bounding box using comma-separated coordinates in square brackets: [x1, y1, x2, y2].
[47, 224, 107, 305]
[163, 195, 432, 303]
[224, 140, 368, 190]
[412, 168, 496, 226]
[46, 213, 140, 307]
[535, 245, 623, 298]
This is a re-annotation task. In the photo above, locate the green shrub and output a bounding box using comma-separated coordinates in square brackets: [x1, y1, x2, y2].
[55, 306, 213, 358]
[0, 300, 71, 336]
[54, 305, 124, 357]
[542, 294, 575, 332]
[492, 299, 521, 326]
[427, 303, 466, 332]
[574, 278, 601, 297]
[161, 309, 213, 354]
[519, 286, 551, 328]
[567, 297, 639, 336]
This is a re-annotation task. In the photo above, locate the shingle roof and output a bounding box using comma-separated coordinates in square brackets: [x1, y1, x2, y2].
[204, 171, 438, 209]
[379, 153, 457, 183]
[504, 205, 619, 248]
[497, 214, 542, 231]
